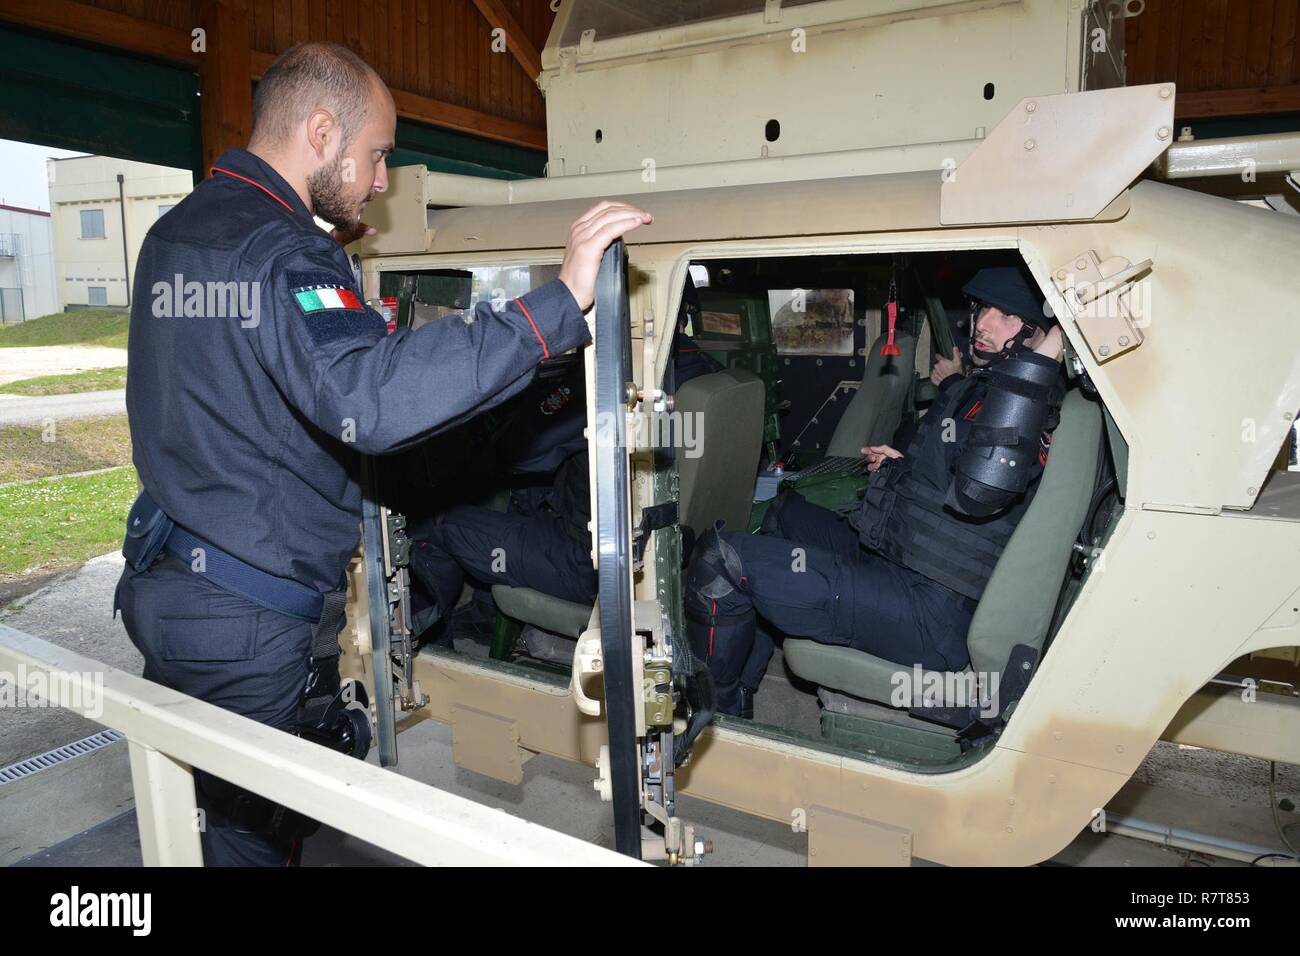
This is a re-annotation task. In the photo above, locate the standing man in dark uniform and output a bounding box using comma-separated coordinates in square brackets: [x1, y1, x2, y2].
[684, 268, 1065, 718]
[113, 41, 651, 865]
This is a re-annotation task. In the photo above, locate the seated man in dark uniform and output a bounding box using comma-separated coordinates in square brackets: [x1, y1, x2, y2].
[409, 286, 722, 633]
[684, 267, 1066, 718]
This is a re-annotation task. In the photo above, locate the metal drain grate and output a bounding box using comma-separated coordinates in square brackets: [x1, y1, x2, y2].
[0, 729, 125, 785]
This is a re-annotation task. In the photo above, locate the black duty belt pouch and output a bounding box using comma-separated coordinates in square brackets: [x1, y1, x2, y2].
[122, 491, 175, 572]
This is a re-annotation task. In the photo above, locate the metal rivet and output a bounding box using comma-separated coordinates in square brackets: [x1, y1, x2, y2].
[1055, 269, 1067, 280]
[1118, 335, 1130, 346]
[1021, 660, 1031, 670]
[1098, 345, 1110, 356]
[1157, 126, 1171, 140]
[1116, 744, 1125, 754]
[1026, 101, 1037, 113]
[1024, 138, 1037, 150]
[1248, 486, 1258, 496]
[1159, 86, 1173, 99]
[1284, 412, 1294, 421]
[1075, 258, 1088, 270]
[1147, 531, 1155, 540]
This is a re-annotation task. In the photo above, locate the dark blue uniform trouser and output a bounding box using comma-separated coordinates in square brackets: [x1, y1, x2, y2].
[686, 492, 977, 716]
[114, 555, 314, 866]
[409, 500, 597, 618]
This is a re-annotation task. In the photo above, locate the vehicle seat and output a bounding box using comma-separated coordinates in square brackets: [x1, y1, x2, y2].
[675, 367, 765, 533]
[783, 388, 1102, 709]
[492, 368, 766, 644]
[825, 330, 917, 458]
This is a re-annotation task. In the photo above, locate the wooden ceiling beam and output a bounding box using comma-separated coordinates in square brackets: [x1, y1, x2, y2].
[1177, 84, 1300, 120]
[248, 50, 546, 150]
[468, 0, 543, 83]
[0, 0, 199, 65]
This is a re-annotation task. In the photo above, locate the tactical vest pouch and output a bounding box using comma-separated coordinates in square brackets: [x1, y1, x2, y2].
[122, 491, 175, 573]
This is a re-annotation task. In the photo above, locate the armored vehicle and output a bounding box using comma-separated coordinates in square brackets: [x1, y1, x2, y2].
[341, 0, 1300, 864]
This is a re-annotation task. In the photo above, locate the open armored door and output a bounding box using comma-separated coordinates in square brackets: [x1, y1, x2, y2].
[588, 240, 712, 864]
[590, 239, 643, 858]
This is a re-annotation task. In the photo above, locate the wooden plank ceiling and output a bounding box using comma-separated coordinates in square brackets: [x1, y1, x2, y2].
[0, 0, 556, 151]
[1126, 0, 1300, 119]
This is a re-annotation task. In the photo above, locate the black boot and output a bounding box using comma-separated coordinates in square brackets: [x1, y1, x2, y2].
[739, 685, 757, 721]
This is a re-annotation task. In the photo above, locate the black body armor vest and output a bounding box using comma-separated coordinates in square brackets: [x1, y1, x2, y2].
[852, 373, 1036, 601]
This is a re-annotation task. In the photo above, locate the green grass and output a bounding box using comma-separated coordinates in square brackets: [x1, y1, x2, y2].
[0, 465, 136, 578]
[0, 309, 128, 349]
[0, 414, 133, 484]
[0, 366, 127, 396]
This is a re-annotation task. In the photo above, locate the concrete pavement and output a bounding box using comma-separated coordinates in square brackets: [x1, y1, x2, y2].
[0, 345, 128, 385]
[0, 388, 126, 425]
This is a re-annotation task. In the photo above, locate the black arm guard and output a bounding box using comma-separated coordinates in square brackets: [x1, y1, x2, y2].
[947, 352, 1063, 518]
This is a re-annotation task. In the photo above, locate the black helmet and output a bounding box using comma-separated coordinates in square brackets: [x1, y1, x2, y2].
[962, 266, 1053, 332]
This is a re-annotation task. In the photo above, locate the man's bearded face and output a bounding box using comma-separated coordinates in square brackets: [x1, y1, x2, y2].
[308, 150, 371, 230]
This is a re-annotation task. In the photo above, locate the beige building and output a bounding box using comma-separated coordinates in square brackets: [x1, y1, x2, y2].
[47, 155, 192, 309]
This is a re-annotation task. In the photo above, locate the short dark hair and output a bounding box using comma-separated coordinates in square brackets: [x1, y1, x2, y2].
[251, 42, 376, 149]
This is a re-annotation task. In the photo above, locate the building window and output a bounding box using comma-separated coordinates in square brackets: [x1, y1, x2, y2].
[158, 204, 175, 218]
[80, 209, 105, 239]
[88, 286, 108, 306]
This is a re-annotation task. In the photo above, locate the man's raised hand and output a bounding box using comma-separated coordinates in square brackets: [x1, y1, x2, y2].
[558, 201, 654, 311]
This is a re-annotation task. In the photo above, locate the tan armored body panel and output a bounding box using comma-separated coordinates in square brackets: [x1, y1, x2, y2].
[346, 0, 1300, 865]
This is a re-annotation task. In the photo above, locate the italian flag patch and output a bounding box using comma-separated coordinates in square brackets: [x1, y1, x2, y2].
[293, 284, 363, 312]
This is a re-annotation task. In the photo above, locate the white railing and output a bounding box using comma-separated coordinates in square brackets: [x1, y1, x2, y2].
[0, 623, 642, 867]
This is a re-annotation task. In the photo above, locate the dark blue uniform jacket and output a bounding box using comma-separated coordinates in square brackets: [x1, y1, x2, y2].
[127, 148, 588, 593]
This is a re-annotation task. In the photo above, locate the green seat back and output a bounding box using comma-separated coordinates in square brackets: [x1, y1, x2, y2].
[675, 368, 766, 534]
[826, 331, 917, 457]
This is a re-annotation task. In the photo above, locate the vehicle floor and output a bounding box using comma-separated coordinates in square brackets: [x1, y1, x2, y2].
[751, 645, 823, 739]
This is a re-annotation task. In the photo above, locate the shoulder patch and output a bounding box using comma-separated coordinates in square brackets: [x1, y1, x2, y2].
[289, 272, 364, 312]
[285, 270, 385, 346]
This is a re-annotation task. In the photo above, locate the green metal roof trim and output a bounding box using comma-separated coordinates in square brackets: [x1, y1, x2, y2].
[0, 24, 202, 177]
[389, 117, 546, 180]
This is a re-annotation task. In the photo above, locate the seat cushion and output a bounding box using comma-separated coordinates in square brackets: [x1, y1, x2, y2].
[783, 639, 973, 707]
[491, 585, 593, 638]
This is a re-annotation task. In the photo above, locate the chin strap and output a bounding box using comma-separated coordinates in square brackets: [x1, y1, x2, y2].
[968, 304, 1037, 365]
